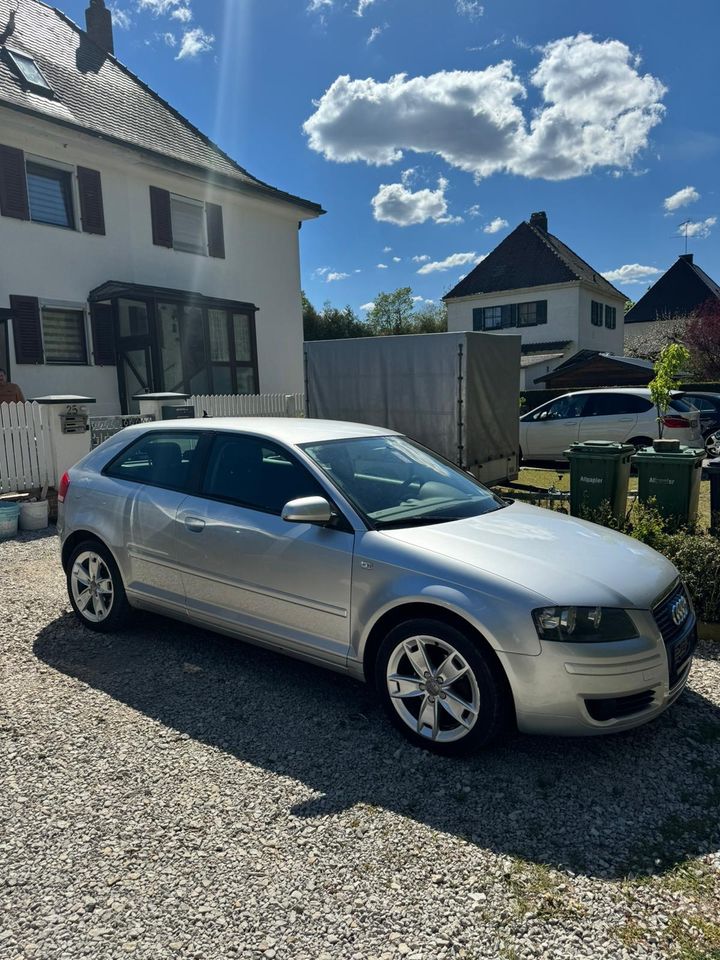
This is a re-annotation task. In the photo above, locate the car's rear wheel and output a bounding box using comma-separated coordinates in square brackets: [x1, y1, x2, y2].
[705, 432, 720, 457]
[67, 540, 129, 632]
[375, 618, 509, 755]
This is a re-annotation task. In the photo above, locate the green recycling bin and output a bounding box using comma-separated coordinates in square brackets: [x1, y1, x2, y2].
[565, 440, 634, 521]
[633, 444, 704, 528]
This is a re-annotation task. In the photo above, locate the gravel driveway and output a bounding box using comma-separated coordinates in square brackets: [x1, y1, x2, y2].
[2, 531, 720, 960]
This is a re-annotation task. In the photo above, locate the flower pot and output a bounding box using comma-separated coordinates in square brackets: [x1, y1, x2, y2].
[653, 438, 681, 452]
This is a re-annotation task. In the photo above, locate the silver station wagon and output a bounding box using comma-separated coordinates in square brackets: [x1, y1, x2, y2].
[58, 418, 697, 755]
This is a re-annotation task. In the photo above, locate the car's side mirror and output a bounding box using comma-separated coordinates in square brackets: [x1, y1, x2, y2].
[281, 496, 333, 525]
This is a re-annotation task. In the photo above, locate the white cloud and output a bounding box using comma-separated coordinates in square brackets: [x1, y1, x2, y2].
[307, 0, 333, 10]
[664, 186, 700, 213]
[456, 0, 484, 17]
[313, 266, 330, 277]
[483, 217, 509, 234]
[383, 245, 392, 252]
[326, 271, 350, 282]
[412, 296, 436, 304]
[684, 217, 717, 239]
[377, 263, 389, 269]
[355, 0, 375, 15]
[360, 302, 375, 311]
[412, 254, 430, 262]
[176, 26, 214, 58]
[392, 256, 401, 262]
[304, 34, 666, 182]
[602, 263, 662, 285]
[466, 204, 482, 218]
[137, 0, 183, 13]
[170, 6, 192, 22]
[372, 175, 456, 226]
[109, 4, 132, 29]
[162, 31, 176, 46]
[417, 251, 482, 275]
[367, 26, 384, 44]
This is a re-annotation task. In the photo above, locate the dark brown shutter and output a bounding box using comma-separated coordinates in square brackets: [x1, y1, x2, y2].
[149, 186, 173, 247]
[206, 202, 225, 259]
[90, 303, 116, 366]
[0, 144, 30, 220]
[9, 295, 43, 364]
[77, 167, 106, 235]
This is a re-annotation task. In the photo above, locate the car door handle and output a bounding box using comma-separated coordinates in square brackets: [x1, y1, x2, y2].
[184, 517, 206, 533]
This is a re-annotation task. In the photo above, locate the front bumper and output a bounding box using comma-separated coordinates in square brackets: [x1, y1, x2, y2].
[499, 600, 697, 737]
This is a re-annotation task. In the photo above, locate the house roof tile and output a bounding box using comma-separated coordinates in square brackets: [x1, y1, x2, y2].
[624, 255, 720, 324]
[0, 0, 323, 214]
[443, 220, 624, 301]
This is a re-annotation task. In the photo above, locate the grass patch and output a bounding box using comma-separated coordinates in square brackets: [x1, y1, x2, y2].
[666, 914, 720, 959]
[503, 859, 586, 921]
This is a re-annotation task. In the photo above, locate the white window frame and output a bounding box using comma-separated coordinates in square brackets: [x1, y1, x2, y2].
[39, 300, 89, 366]
[24, 153, 79, 232]
[170, 193, 208, 256]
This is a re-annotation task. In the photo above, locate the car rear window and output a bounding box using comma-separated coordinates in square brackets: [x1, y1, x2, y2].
[669, 398, 695, 413]
[105, 432, 203, 492]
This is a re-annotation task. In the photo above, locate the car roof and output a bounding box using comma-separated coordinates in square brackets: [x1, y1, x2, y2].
[122, 417, 399, 445]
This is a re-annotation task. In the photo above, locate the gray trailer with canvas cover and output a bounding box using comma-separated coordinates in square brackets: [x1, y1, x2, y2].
[304, 331, 520, 485]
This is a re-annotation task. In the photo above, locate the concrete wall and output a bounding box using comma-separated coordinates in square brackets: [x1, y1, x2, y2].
[576, 285, 625, 354]
[0, 110, 314, 414]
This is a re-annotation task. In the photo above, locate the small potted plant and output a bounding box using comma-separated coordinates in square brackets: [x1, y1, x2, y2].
[648, 343, 691, 452]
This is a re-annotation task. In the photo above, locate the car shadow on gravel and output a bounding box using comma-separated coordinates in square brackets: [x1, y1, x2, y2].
[34, 613, 720, 881]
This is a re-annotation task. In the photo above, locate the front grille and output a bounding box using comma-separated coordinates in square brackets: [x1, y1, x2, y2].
[585, 690, 656, 722]
[652, 581, 697, 686]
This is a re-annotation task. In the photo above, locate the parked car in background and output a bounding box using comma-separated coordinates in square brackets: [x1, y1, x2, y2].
[519, 388, 703, 463]
[676, 392, 720, 440]
[58, 418, 696, 755]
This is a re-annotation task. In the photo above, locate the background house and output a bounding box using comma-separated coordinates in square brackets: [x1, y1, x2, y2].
[624, 253, 720, 345]
[0, 0, 322, 414]
[444, 212, 627, 388]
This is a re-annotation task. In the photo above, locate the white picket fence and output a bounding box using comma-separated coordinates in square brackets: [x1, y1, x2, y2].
[0, 402, 52, 493]
[189, 392, 305, 418]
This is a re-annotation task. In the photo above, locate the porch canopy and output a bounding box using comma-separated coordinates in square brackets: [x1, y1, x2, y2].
[88, 280, 259, 412]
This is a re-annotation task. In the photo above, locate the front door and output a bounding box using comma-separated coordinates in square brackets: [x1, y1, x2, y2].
[178, 432, 354, 665]
[116, 299, 156, 413]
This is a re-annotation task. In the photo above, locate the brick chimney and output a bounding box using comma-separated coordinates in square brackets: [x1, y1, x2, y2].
[85, 0, 114, 55]
[530, 211, 548, 232]
[679, 253, 694, 264]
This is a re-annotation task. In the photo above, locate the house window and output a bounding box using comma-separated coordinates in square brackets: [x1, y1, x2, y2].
[605, 305, 617, 329]
[5, 49, 53, 95]
[476, 300, 546, 331]
[42, 308, 87, 364]
[482, 306, 502, 330]
[591, 301, 604, 326]
[170, 194, 207, 255]
[208, 307, 257, 393]
[518, 301, 547, 326]
[26, 161, 75, 229]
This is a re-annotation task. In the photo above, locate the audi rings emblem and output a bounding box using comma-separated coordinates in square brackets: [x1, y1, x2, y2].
[671, 594, 689, 627]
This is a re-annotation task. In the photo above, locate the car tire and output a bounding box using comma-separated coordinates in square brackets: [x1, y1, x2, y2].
[375, 617, 510, 756]
[66, 539, 130, 633]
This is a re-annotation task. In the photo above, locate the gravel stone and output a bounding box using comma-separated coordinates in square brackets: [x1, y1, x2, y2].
[1, 530, 719, 959]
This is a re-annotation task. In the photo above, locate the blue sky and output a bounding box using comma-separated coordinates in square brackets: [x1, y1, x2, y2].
[62, 0, 720, 313]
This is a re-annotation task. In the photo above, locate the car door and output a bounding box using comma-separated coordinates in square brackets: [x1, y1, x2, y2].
[178, 432, 354, 665]
[578, 393, 643, 443]
[103, 430, 207, 614]
[521, 394, 588, 459]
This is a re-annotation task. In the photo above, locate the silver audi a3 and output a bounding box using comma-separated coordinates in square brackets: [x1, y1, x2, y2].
[58, 418, 697, 755]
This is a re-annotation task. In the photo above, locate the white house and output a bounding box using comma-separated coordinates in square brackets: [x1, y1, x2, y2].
[0, 0, 323, 414]
[444, 212, 626, 389]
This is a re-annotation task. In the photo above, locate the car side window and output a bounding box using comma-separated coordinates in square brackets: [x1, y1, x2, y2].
[533, 395, 586, 421]
[584, 394, 650, 417]
[684, 396, 714, 412]
[202, 434, 325, 514]
[105, 432, 203, 491]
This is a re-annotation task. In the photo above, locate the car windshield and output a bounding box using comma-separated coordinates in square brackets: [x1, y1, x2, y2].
[302, 435, 506, 529]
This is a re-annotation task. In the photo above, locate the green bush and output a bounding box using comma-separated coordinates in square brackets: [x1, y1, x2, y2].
[658, 534, 720, 624]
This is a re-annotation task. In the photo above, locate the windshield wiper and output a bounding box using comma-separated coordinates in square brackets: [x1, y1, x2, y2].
[375, 515, 463, 529]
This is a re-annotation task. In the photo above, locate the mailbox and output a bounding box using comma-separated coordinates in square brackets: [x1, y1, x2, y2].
[60, 406, 89, 434]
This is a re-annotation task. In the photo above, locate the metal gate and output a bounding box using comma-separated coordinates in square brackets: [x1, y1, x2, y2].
[88, 414, 155, 448]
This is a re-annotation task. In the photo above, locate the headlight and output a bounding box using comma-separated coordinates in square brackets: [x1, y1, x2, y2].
[532, 606, 638, 642]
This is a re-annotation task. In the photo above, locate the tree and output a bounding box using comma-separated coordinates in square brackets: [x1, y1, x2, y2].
[649, 342, 691, 438]
[302, 292, 369, 341]
[411, 300, 448, 333]
[624, 311, 691, 361]
[366, 287, 416, 336]
[684, 298, 720, 380]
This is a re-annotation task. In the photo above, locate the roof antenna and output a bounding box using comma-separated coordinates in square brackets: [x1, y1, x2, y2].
[0, 0, 18, 44]
[674, 219, 692, 255]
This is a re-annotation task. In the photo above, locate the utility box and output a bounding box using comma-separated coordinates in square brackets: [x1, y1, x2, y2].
[161, 404, 195, 420]
[304, 332, 520, 484]
[633, 444, 704, 527]
[565, 440, 634, 521]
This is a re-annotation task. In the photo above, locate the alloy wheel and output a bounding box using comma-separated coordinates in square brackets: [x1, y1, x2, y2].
[70, 550, 115, 624]
[386, 635, 481, 743]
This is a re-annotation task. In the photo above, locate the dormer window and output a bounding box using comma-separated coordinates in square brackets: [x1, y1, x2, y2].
[5, 48, 54, 95]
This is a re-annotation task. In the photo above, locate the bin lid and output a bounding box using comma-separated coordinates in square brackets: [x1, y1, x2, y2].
[565, 440, 635, 457]
[632, 445, 705, 461]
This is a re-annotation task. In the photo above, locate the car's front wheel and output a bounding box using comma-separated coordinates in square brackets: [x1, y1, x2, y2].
[67, 540, 130, 632]
[375, 618, 509, 755]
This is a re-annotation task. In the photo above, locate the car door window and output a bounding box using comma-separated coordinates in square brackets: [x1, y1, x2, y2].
[533, 395, 587, 421]
[202, 434, 325, 514]
[583, 394, 647, 417]
[105, 432, 203, 491]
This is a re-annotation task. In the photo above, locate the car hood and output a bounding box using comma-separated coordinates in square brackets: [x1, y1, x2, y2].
[381, 501, 677, 609]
